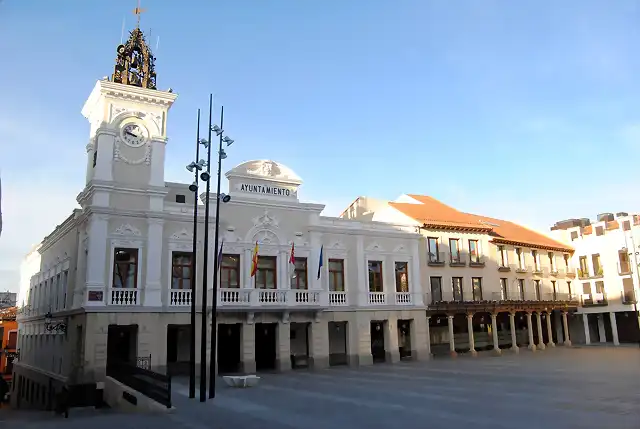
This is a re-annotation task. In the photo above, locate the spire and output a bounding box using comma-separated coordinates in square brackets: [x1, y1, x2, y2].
[111, 1, 156, 90]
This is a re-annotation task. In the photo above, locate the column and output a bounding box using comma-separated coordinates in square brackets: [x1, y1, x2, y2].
[448, 315, 457, 357]
[276, 321, 291, 371]
[546, 312, 555, 347]
[149, 139, 166, 187]
[491, 313, 501, 355]
[582, 314, 591, 345]
[144, 219, 164, 306]
[413, 316, 431, 360]
[85, 215, 109, 307]
[562, 312, 572, 346]
[309, 320, 330, 369]
[240, 323, 256, 374]
[384, 317, 400, 363]
[348, 314, 373, 366]
[243, 249, 253, 288]
[597, 314, 606, 343]
[467, 313, 477, 356]
[609, 312, 620, 346]
[535, 313, 546, 350]
[526, 312, 536, 351]
[355, 235, 368, 306]
[279, 250, 290, 290]
[410, 240, 424, 306]
[509, 312, 519, 353]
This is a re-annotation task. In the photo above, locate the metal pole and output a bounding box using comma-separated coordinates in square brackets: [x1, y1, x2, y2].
[209, 106, 224, 398]
[188, 109, 201, 399]
[627, 229, 640, 344]
[199, 94, 213, 402]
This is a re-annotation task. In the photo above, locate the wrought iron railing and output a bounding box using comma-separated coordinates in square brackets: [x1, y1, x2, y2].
[107, 361, 171, 408]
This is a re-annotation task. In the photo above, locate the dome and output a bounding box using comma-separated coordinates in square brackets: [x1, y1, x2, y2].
[226, 160, 302, 184]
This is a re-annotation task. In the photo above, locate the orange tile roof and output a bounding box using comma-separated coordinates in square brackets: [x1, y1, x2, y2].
[391, 194, 573, 252]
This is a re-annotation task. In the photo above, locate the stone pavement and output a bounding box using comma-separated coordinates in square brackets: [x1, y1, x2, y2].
[4, 346, 640, 429]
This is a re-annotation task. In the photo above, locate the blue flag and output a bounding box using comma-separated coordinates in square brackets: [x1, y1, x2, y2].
[317, 245, 324, 280]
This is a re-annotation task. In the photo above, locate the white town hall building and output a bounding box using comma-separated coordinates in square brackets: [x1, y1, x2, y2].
[13, 26, 430, 408]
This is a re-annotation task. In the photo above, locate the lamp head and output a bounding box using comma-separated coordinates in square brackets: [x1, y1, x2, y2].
[220, 193, 231, 203]
[188, 182, 198, 192]
[196, 159, 207, 169]
[211, 125, 222, 135]
[220, 149, 227, 160]
[186, 162, 196, 173]
[199, 138, 209, 148]
[200, 171, 211, 182]
[222, 136, 234, 146]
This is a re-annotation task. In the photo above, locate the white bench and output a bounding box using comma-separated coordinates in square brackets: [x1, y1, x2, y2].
[222, 375, 261, 388]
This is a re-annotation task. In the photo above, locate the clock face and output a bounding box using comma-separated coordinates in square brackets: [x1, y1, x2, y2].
[121, 123, 147, 147]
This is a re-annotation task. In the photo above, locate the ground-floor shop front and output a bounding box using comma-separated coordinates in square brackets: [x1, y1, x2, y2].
[569, 310, 640, 346]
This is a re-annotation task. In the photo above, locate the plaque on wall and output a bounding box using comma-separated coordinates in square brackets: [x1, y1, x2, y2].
[88, 291, 104, 302]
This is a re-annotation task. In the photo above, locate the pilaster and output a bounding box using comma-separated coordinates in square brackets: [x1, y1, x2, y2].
[410, 239, 424, 306]
[276, 320, 291, 371]
[609, 312, 620, 346]
[384, 316, 400, 363]
[149, 139, 166, 187]
[309, 320, 330, 369]
[240, 322, 256, 374]
[85, 214, 109, 307]
[144, 219, 164, 306]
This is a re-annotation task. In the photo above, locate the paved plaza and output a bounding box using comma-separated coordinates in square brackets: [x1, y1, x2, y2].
[2, 346, 639, 429]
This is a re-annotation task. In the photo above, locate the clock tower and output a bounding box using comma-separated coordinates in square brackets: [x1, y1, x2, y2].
[80, 26, 177, 210]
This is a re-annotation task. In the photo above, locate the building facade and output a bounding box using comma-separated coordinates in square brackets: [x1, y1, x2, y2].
[13, 26, 429, 409]
[342, 194, 578, 356]
[0, 306, 18, 389]
[550, 213, 640, 345]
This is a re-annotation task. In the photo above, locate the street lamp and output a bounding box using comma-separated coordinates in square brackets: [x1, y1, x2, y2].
[209, 105, 234, 399]
[185, 109, 208, 399]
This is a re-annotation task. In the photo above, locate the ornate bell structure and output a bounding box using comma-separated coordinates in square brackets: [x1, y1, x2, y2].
[112, 28, 157, 90]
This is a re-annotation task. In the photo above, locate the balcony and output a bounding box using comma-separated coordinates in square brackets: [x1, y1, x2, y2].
[577, 269, 590, 279]
[395, 292, 413, 305]
[449, 255, 466, 267]
[550, 269, 559, 277]
[110, 288, 139, 305]
[329, 291, 348, 306]
[581, 292, 608, 307]
[618, 262, 632, 276]
[368, 291, 386, 305]
[469, 256, 485, 268]
[566, 269, 576, 279]
[497, 264, 511, 272]
[515, 265, 528, 274]
[216, 288, 322, 308]
[591, 267, 604, 279]
[532, 266, 543, 276]
[427, 251, 445, 267]
[169, 289, 192, 307]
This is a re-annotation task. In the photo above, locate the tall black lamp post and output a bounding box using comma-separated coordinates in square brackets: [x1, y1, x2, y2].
[185, 109, 207, 399]
[208, 106, 234, 399]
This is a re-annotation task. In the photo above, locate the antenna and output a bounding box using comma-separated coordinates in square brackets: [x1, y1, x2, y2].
[155, 35, 160, 53]
[120, 17, 126, 44]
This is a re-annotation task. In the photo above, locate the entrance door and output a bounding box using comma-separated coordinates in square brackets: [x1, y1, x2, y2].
[328, 321, 348, 366]
[106, 325, 137, 371]
[290, 323, 310, 369]
[167, 325, 190, 376]
[398, 320, 412, 359]
[218, 324, 241, 374]
[255, 323, 277, 371]
[370, 321, 386, 363]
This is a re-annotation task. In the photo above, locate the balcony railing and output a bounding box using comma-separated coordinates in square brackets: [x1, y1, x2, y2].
[497, 263, 511, 272]
[169, 289, 191, 307]
[469, 256, 485, 267]
[110, 288, 139, 305]
[449, 254, 466, 267]
[427, 251, 445, 266]
[532, 265, 543, 276]
[581, 292, 608, 307]
[395, 292, 412, 305]
[515, 265, 527, 273]
[578, 269, 590, 279]
[329, 291, 348, 306]
[550, 269, 559, 277]
[566, 268, 576, 278]
[368, 291, 386, 305]
[622, 290, 637, 304]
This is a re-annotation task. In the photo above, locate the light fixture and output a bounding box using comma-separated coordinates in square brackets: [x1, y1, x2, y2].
[219, 149, 227, 160]
[200, 171, 211, 181]
[186, 162, 197, 172]
[219, 193, 231, 203]
[199, 138, 210, 148]
[188, 182, 198, 192]
[211, 125, 222, 135]
[222, 136, 234, 146]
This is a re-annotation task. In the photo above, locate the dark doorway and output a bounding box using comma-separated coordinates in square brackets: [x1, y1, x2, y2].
[328, 321, 348, 366]
[218, 323, 241, 374]
[255, 323, 277, 371]
[290, 323, 310, 369]
[167, 325, 190, 376]
[370, 321, 386, 363]
[398, 320, 412, 359]
[106, 325, 137, 371]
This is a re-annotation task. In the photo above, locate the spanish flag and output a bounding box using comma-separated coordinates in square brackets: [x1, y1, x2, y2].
[250, 241, 259, 277]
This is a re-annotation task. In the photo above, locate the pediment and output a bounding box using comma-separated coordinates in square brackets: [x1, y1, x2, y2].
[113, 223, 142, 237]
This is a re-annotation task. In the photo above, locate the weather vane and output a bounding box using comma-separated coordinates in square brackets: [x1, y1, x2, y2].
[133, 0, 146, 28]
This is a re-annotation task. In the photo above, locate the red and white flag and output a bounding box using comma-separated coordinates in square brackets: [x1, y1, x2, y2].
[289, 242, 295, 265]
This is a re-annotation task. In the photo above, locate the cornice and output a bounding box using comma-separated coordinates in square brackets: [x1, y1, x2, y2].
[490, 238, 573, 254]
[99, 80, 177, 107]
[39, 211, 82, 253]
[308, 224, 421, 240]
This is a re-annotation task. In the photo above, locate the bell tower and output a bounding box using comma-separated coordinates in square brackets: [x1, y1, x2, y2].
[80, 18, 177, 209]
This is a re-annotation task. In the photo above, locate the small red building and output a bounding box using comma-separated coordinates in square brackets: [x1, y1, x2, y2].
[0, 306, 18, 389]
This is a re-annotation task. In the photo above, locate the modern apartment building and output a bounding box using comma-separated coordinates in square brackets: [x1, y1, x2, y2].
[341, 195, 577, 356]
[550, 213, 640, 345]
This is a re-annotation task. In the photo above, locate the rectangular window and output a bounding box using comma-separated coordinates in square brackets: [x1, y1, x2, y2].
[449, 239, 461, 263]
[622, 278, 635, 303]
[567, 281, 572, 298]
[427, 237, 440, 262]
[112, 248, 138, 289]
[579, 256, 589, 276]
[498, 245, 508, 267]
[500, 278, 508, 300]
[469, 240, 480, 263]
[563, 254, 570, 270]
[171, 252, 193, 289]
[532, 250, 539, 270]
[328, 259, 345, 291]
[256, 256, 277, 289]
[595, 226, 604, 236]
[592, 254, 602, 276]
[368, 261, 383, 292]
[517, 279, 525, 300]
[452, 277, 463, 301]
[395, 262, 409, 292]
[534, 280, 541, 300]
[292, 258, 308, 290]
[594, 280, 605, 294]
[623, 220, 631, 231]
[7, 331, 17, 349]
[220, 254, 240, 288]
[516, 248, 523, 268]
[92, 151, 97, 168]
[430, 277, 443, 303]
[175, 194, 186, 204]
[472, 277, 483, 300]
[619, 251, 631, 274]
[582, 282, 591, 295]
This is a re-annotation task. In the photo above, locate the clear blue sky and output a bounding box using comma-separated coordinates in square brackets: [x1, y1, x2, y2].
[0, 0, 638, 292]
